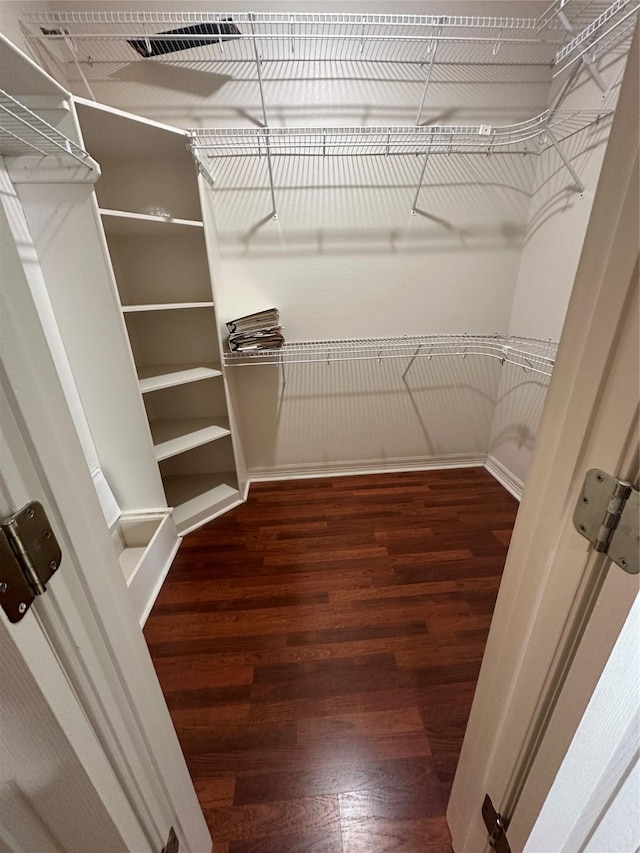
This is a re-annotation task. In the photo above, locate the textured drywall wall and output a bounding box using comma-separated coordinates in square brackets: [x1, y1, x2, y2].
[488, 46, 630, 493]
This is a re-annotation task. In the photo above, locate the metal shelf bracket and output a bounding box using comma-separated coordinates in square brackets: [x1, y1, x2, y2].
[546, 125, 585, 195]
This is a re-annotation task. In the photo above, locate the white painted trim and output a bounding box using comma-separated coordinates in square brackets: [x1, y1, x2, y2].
[247, 453, 486, 482]
[524, 593, 640, 852]
[485, 455, 524, 501]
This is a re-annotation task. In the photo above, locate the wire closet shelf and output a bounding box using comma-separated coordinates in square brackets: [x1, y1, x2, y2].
[224, 335, 558, 380]
[189, 110, 607, 158]
[23, 3, 637, 72]
[0, 89, 95, 167]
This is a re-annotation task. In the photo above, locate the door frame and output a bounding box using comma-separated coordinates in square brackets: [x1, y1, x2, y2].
[448, 28, 639, 852]
[0, 160, 211, 851]
[524, 592, 640, 852]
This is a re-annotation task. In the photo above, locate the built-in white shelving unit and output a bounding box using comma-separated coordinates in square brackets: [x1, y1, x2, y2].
[75, 99, 241, 534]
[0, 34, 182, 623]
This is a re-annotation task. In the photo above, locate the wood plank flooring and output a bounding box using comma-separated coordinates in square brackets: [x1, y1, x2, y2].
[144, 468, 518, 852]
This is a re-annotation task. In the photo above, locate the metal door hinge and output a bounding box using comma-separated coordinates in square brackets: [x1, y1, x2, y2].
[574, 469, 639, 575]
[0, 501, 61, 623]
[482, 794, 511, 853]
[162, 827, 179, 853]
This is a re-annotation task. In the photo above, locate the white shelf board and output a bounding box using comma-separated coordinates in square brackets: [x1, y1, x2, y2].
[162, 473, 239, 528]
[122, 302, 214, 313]
[100, 208, 203, 236]
[150, 417, 231, 462]
[137, 363, 222, 394]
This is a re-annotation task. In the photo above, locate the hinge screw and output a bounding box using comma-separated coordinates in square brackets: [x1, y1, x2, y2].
[597, 474, 604, 482]
[0, 582, 7, 593]
[579, 524, 586, 532]
[582, 497, 589, 504]
[43, 529, 52, 540]
[26, 507, 35, 518]
[49, 561, 57, 571]
[620, 558, 628, 567]
[18, 603, 26, 614]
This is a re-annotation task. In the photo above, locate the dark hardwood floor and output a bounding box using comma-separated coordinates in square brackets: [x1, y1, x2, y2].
[144, 468, 518, 853]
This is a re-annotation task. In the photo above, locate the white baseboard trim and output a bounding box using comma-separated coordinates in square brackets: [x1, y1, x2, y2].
[247, 453, 486, 483]
[485, 455, 524, 501]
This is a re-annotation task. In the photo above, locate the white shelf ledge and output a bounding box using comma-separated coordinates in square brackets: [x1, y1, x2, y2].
[100, 208, 204, 236]
[190, 110, 607, 158]
[137, 363, 222, 394]
[150, 417, 231, 461]
[162, 473, 239, 532]
[122, 302, 214, 313]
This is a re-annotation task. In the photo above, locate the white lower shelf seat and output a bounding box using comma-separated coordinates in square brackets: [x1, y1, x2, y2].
[112, 511, 180, 625]
[162, 473, 239, 534]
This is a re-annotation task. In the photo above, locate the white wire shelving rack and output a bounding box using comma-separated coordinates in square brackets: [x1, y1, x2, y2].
[0, 89, 97, 170]
[23, 5, 636, 73]
[22, 4, 634, 211]
[23, 10, 561, 67]
[223, 334, 558, 388]
[551, 0, 639, 74]
[189, 108, 607, 216]
[189, 110, 605, 157]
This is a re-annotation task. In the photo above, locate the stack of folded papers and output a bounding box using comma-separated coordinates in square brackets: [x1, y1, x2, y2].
[226, 308, 284, 352]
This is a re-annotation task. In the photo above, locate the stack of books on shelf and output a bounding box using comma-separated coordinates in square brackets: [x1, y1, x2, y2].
[226, 308, 284, 352]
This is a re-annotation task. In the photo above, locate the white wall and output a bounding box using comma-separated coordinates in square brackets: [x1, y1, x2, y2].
[212, 147, 530, 475]
[488, 46, 630, 492]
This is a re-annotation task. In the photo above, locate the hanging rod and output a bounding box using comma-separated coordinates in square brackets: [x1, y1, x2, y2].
[189, 110, 606, 159]
[0, 89, 96, 168]
[223, 335, 558, 380]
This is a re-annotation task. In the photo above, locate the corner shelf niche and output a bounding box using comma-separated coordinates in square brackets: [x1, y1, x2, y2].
[76, 99, 241, 533]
